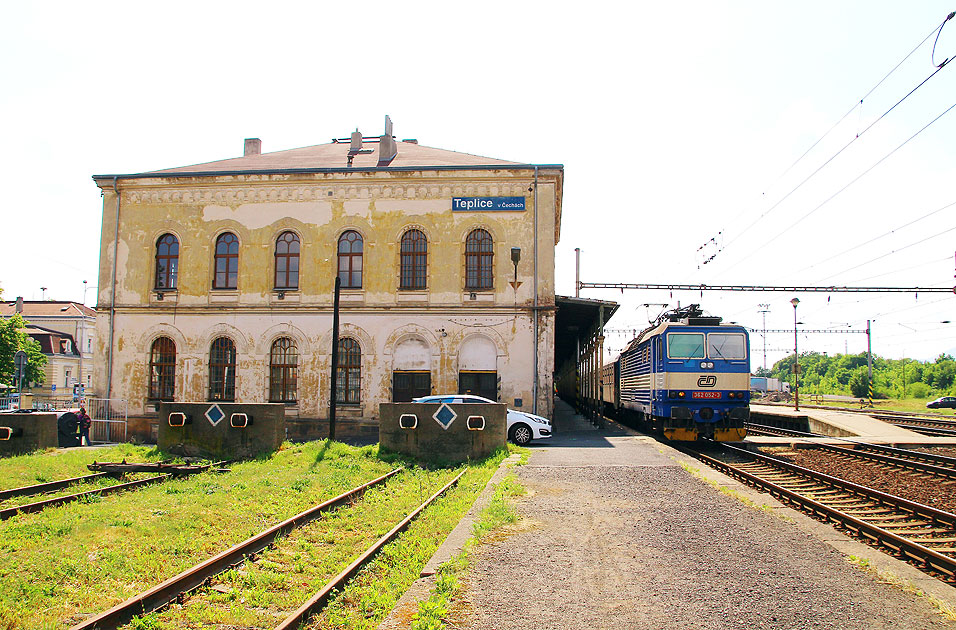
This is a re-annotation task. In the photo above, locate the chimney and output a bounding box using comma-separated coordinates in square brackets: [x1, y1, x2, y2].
[244, 138, 262, 156]
[378, 115, 398, 166]
[15, 296, 23, 313]
[350, 129, 363, 153]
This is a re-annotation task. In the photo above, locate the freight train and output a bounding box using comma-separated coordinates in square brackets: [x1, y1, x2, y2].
[601, 305, 749, 441]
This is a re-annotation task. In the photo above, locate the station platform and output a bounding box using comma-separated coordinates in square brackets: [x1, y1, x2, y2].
[748, 403, 956, 447]
[382, 398, 956, 630]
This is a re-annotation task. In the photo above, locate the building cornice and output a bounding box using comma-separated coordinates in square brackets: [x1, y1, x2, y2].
[92, 164, 564, 188]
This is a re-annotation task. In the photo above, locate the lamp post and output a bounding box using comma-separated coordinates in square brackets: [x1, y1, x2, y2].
[791, 297, 800, 411]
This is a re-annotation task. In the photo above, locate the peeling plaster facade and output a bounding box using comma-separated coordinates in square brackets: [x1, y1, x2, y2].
[93, 135, 562, 439]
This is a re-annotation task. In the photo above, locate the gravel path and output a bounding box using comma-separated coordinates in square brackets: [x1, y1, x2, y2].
[457, 404, 956, 630]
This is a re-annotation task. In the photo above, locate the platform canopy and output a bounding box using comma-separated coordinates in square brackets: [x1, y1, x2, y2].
[554, 295, 619, 370]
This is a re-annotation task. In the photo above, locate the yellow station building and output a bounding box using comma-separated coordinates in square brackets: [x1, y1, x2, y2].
[92, 118, 566, 440]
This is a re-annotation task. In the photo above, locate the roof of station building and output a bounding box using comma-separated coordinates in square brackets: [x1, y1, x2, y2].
[0, 301, 95, 318]
[154, 140, 524, 174]
[93, 136, 563, 182]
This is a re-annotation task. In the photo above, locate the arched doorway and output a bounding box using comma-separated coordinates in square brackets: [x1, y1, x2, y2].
[392, 337, 432, 402]
[458, 335, 498, 400]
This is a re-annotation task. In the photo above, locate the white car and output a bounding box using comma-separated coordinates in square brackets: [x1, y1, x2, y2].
[411, 394, 552, 445]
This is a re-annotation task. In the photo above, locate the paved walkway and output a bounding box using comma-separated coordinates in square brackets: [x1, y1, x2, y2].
[456, 399, 956, 629]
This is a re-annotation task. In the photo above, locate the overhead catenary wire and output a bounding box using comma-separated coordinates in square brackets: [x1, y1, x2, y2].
[714, 98, 956, 277]
[847, 255, 952, 284]
[798, 198, 956, 274]
[815, 221, 956, 283]
[777, 14, 953, 189]
[697, 13, 955, 264]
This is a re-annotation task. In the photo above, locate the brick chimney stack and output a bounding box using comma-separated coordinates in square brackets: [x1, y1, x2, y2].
[244, 138, 262, 156]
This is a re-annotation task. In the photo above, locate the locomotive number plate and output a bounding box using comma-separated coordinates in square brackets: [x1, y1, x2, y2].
[692, 392, 721, 399]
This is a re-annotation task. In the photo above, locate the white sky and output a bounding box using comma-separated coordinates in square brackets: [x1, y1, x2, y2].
[1, 2, 954, 368]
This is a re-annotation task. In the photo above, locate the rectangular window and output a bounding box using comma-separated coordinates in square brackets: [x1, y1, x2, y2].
[459, 371, 497, 401]
[667, 333, 705, 359]
[392, 371, 431, 402]
[336, 368, 361, 404]
[707, 333, 747, 360]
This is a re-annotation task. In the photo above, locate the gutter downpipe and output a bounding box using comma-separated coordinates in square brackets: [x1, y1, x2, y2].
[106, 176, 120, 400]
[533, 166, 539, 415]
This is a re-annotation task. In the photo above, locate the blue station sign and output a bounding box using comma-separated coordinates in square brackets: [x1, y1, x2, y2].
[452, 196, 526, 212]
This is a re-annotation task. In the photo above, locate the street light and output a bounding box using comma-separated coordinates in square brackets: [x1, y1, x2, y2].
[791, 297, 800, 411]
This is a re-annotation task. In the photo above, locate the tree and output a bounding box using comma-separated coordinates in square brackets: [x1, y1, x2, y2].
[0, 314, 47, 388]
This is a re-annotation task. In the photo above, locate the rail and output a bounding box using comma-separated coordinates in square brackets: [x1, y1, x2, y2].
[275, 469, 464, 630]
[683, 443, 956, 580]
[0, 472, 111, 502]
[1, 461, 225, 521]
[69, 467, 403, 630]
[744, 422, 956, 477]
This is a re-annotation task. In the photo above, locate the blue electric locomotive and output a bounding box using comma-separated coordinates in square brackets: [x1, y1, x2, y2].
[604, 305, 750, 441]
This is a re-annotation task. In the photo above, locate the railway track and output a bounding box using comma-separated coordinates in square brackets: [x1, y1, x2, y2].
[685, 442, 956, 581]
[69, 467, 463, 630]
[0, 461, 225, 521]
[872, 414, 956, 436]
[745, 423, 956, 479]
[0, 472, 111, 502]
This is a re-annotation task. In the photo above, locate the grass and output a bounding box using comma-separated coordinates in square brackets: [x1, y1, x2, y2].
[0, 440, 404, 629]
[0, 439, 523, 629]
[406, 473, 526, 630]
[794, 396, 956, 417]
[0, 443, 166, 489]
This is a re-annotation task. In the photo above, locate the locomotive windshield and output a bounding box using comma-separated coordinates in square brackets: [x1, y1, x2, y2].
[667, 333, 705, 358]
[707, 333, 747, 359]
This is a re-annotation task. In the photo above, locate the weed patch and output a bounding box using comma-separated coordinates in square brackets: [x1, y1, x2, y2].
[846, 555, 956, 621]
[407, 473, 527, 630]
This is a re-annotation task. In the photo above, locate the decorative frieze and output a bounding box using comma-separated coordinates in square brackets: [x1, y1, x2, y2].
[123, 181, 535, 206]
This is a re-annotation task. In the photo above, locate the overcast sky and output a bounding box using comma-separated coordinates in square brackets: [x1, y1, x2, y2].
[1, 2, 954, 367]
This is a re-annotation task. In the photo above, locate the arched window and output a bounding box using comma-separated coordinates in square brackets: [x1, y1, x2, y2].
[155, 234, 179, 290]
[400, 229, 427, 290]
[209, 337, 236, 401]
[337, 230, 363, 289]
[274, 231, 300, 290]
[465, 229, 494, 290]
[270, 337, 298, 402]
[213, 232, 239, 289]
[336, 337, 361, 404]
[149, 337, 176, 400]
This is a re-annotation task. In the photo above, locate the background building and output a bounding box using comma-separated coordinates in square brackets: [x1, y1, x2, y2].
[92, 119, 564, 440]
[0, 299, 96, 398]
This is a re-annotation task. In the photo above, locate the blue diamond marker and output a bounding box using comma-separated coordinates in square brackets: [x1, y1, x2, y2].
[205, 404, 225, 426]
[433, 404, 457, 430]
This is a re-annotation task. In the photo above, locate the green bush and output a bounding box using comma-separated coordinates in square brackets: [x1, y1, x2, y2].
[907, 382, 931, 399]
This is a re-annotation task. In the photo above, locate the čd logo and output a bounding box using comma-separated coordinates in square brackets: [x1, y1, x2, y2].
[697, 375, 717, 387]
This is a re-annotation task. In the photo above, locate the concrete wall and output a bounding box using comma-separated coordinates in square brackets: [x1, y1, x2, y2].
[158, 402, 285, 459]
[0, 412, 58, 456]
[380, 402, 506, 464]
[94, 168, 560, 435]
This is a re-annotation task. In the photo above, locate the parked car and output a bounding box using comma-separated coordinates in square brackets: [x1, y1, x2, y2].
[411, 394, 552, 445]
[926, 396, 956, 409]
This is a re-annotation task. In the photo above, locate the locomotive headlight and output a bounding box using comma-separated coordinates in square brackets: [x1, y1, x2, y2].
[700, 361, 714, 369]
